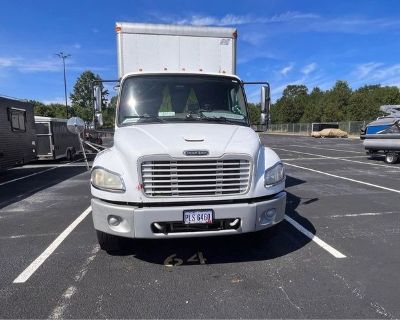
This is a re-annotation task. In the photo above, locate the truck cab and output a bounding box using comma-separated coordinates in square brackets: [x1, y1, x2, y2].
[91, 23, 286, 250]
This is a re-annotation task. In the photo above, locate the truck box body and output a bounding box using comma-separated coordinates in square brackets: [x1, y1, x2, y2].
[35, 116, 81, 160]
[116, 22, 237, 78]
[0, 96, 36, 170]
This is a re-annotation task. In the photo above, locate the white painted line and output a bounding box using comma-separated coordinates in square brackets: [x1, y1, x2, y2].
[49, 285, 77, 319]
[281, 155, 366, 161]
[284, 215, 346, 258]
[276, 147, 400, 170]
[285, 162, 400, 194]
[49, 244, 100, 319]
[330, 211, 396, 218]
[13, 206, 92, 283]
[0, 158, 85, 187]
[288, 144, 365, 154]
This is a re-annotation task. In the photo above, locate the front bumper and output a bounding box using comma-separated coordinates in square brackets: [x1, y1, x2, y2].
[91, 192, 286, 239]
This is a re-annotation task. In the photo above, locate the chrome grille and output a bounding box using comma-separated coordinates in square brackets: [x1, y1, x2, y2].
[141, 158, 251, 197]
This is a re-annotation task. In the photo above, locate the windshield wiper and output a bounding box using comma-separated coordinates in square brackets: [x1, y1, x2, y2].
[122, 115, 165, 123]
[185, 110, 243, 125]
[200, 115, 241, 125]
[198, 111, 244, 125]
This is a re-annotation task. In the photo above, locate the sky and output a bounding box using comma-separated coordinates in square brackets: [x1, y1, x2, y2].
[1, 0, 400, 103]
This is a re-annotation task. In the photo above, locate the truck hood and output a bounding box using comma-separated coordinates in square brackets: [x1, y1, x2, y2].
[113, 123, 261, 159]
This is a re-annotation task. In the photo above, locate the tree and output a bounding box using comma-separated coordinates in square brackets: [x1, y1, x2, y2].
[300, 87, 324, 123]
[70, 70, 108, 122]
[31, 100, 67, 118]
[247, 103, 261, 125]
[272, 85, 308, 123]
[322, 80, 351, 122]
[347, 85, 400, 121]
[100, 96, 117, 128]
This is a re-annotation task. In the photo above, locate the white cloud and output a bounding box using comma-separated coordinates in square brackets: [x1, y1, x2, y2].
[308, 17, 400, 34]
[92, 28, 99, 34]
[162, 11, 319, 27]
[174, 14, 252, 26]
[0, 56, 62, 72]
[267, 11, 320, 23]
[73, 43, 81, 49]
[42, 97, 67, 105]
[0, 55, 111, 74]
[279, 64, 294, 76]
[353, 62, 384, 79]
[241, 32, 267, 45]
[237, 51, 277, 64]
[0, 57, 19, 67]
[301, 63, 317, 75]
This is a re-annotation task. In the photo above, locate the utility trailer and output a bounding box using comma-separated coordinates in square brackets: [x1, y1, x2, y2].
[35, 116, 81, 161]
[0, 96, 36, 170]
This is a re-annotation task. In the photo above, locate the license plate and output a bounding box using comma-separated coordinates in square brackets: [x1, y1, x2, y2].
[183, 210, 213, 224]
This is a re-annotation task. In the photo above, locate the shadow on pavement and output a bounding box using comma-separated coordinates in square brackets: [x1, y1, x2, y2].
[108, 175, 317, 266]
[0, 158, 91, 210]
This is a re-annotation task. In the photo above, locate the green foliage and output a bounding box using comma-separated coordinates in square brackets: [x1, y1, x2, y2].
[270, 82, 400, 123]
[300, 87, 323, 123]
[70, 70, 109, 122]
[272, 85, 308, 123]
[100, 96, 117, 128]
[347, 85, 400, 121]
[31, 100, 67, 118]
[247, 103, 261, 125]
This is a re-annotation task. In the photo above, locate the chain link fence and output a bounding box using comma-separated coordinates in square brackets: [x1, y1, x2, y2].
[265, 121, 368, 136]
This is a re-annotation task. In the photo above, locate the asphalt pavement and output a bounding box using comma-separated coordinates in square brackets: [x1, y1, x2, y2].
[0, 134, 399, 319]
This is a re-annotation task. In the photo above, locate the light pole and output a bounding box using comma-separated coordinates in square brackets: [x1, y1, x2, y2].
[55, 52, 71, 118]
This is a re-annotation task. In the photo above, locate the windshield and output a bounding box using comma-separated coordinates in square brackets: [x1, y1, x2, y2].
[117, 75, 248, 126]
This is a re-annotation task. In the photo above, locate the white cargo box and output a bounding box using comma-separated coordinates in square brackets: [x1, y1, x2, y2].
[116, 22, 237, 78]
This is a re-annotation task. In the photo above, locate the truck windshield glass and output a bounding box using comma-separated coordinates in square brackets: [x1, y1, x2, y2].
[118, 75, 248, 126]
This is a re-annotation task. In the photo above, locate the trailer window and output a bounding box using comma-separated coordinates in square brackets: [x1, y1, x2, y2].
[9, 108, 26, 132]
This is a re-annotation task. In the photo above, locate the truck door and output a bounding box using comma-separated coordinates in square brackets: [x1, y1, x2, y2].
[35, 122, 53, 158]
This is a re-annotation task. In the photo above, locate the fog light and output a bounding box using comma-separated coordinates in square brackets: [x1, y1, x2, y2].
[259, 208, 277, 225]
[108, 215, 122, 227]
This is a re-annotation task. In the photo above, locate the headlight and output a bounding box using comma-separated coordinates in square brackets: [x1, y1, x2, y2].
[91, 167, 125, 192]
[264, 162, 285, 187]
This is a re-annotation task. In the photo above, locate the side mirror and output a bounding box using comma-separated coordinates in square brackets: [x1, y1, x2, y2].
[94, 85, 102, 112]
[260, 85, 270, 127]
[67, 117, 85, 134]
[96, 113, 103, 127]
[260, 113, 267, 125]
[261, 85, 270, 113]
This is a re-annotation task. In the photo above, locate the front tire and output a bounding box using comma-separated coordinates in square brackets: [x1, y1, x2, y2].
[249, 224, 279, 244]
[96, 230, 122, 252]
[66, 149, 73, 162]
[385, 153, 398, 164]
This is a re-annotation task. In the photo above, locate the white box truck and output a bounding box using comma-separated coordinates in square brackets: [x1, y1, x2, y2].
[91, 22, 286, 251]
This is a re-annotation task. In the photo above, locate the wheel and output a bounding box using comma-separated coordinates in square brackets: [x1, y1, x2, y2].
[249, 224, 279, 244]
[66, 149, 73, 161]
[96, 230, 122, 252]
[385, 153, 398, 164]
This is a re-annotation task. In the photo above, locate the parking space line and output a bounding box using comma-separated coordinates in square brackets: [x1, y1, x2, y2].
[288, 144, 365, 154]
[13, 206, 92, 284]
[0, 158, 85, 187]
[284, 215, 346, 258]
[276, 148, 400, 170]
[282, 155, 366, 161]
[285, 162, 400, 194]
[330, 211, 396, 218]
